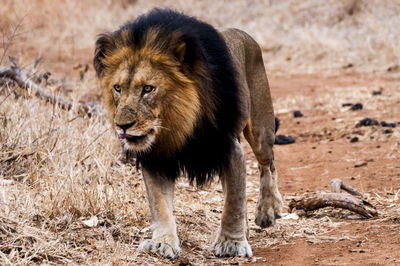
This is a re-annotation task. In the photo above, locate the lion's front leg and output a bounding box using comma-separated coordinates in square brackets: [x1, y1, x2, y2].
[213, 140, 252, 257]
[137, 167, 180, 259]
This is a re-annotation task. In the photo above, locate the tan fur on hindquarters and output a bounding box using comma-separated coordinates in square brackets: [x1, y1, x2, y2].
[223, 28, 283, 229]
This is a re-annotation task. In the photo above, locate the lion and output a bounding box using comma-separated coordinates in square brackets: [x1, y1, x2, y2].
[94, 8, 283, 259]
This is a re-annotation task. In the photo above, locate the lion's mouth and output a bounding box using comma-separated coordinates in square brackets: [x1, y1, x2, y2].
[118, 128, 156, 151]
[119, 133, 148, 143]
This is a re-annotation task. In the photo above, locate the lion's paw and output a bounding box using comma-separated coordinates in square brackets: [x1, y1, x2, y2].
[255, 194, 283, 228]
[213, 235, 252, 257]
[137, 236, 180, 259]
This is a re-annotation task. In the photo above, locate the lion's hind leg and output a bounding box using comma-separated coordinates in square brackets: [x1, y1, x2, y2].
[240, 34, 283, 227]
[213, 140, 252, 257]
[244, 122, 283, 228]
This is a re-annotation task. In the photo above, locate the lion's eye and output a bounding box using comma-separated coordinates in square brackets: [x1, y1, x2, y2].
[113, 84, 121, 93]
[142, 85, 155, 94]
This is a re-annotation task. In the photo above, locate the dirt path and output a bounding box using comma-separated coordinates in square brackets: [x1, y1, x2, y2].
[241, 71, 400, 265]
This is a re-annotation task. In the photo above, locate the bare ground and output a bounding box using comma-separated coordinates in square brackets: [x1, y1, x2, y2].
[1, 1, 400, 265]
[1, 69, 399, 265]
[242, 71, 400, 265]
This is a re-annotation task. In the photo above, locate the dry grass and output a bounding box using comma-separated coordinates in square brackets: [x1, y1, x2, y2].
[1, 0, 400, 264]
[0, 79, 399, 264]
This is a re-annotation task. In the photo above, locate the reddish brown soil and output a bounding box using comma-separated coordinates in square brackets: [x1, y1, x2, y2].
[243, 72, 400, 265]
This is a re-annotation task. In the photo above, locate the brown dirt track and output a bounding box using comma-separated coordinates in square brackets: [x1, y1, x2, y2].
[242, 72, 400, 265]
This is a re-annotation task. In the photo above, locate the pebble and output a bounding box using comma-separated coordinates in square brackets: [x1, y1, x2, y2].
[350, 103, 363, 110]
[350, 137, 359, 143]
[275, 135, 295, 145]
[356, 118, 379, 127]
[293, 110, 304, 118]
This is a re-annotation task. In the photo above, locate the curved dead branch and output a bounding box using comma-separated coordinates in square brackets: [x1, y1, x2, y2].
[289, 192, 377, 218]
[289, 179, 377, 219]
[0, 63, 105, 118]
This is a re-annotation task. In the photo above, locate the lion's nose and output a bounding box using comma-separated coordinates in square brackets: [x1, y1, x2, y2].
[116, 121, 136, 131]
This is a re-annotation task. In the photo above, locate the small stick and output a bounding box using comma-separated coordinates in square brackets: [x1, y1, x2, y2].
[331, 178, 362, 197]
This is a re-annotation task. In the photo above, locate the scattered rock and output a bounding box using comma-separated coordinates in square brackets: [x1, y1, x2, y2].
[349, 249, 367, 253]
[293, 110, 304, 118]
[383, 129, 393, 134]
[356, 118, 379, 127]
[350, 137, 359, 143]
[350, 103, 363, 110]
[275, 135, 295, 145]
[343, 63, 354, 68]
[355, 162, 367, 168]
[380, 121, 396, 128]
[274, 117, 295, 144]
[342, 103, 363, 110]
[356, 118, 397, 128]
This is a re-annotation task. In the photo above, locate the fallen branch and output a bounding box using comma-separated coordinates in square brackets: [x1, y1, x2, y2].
[0, 63, 105, 118]
[289, 179, 377, 218]
[289, 192, 377, 218]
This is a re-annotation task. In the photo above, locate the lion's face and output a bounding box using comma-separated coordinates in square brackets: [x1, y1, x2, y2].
[97, 41, 201, 155]
[107, 60, 165, 152]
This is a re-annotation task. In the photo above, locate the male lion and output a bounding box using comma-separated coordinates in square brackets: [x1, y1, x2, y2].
[94, 9, 282, 259]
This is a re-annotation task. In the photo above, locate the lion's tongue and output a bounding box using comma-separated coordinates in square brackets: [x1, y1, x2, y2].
[119, 133, 146, 142]
[118, 133, 131, 139]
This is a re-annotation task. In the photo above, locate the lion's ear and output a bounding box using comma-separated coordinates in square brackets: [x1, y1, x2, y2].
[94, 33, 116, 77]
[173, 41, 186, 63]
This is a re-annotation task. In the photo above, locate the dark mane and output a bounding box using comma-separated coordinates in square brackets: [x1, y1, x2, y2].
[114, 9, 243, 186]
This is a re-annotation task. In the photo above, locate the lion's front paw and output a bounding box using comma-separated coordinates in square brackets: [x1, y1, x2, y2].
[255, 193, 283, 228]
[213, 234, 252, 257]
[137, 235, 180, 259]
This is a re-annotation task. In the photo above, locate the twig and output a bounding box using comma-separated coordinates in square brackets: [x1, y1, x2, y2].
[0, 15, 26, 66]
[330, 178, 362, 197]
